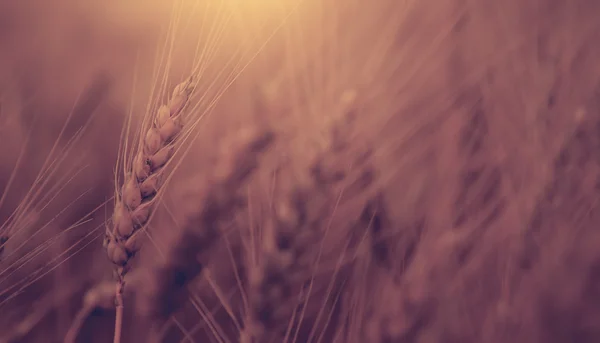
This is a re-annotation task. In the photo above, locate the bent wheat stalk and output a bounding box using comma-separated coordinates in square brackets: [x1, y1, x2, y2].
[104, 77, 194, 343]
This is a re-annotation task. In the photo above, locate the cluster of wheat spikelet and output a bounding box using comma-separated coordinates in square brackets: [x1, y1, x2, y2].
[105, 77, 194, 273]
[103, 76, 196, 343]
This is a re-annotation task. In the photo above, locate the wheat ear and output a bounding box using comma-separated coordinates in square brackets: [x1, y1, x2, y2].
[104, 77, 194, 343]
[138, 129, 275, 322]
[240, 130, 377, 343]
[240, 180, 331, 343]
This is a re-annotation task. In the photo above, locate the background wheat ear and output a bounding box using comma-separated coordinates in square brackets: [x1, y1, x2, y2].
[237, 103, 381, 343]
[63, 271, 144, 343]
[136, 128, 275, 326]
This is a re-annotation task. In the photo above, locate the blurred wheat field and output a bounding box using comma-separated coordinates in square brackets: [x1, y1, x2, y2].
[1, 0, 600, 342]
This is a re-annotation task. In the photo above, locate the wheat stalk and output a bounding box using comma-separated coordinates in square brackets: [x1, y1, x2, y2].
[104, 77, 194, 343]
